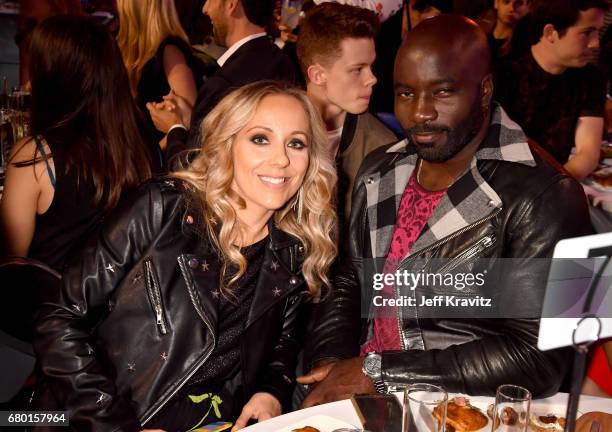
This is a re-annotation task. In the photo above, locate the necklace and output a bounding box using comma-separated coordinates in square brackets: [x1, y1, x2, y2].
[416, 159, 425, 186]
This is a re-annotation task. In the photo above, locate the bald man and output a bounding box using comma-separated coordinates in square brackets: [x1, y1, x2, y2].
[299, 15, 590, 405]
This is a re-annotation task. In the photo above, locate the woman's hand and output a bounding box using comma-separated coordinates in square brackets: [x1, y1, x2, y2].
[232, 392, 281, 431]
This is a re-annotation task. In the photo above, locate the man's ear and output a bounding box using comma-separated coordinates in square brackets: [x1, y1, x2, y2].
[307, 64, 327, 85]
[226, 0, 240, 16]
[542, 23, 559, 43]
[481, 73, 493, 109]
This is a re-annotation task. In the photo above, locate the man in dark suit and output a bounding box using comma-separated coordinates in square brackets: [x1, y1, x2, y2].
[148, 0, 297, 167]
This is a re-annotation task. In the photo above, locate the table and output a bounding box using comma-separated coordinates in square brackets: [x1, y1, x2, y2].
[241, 392, 612, 432]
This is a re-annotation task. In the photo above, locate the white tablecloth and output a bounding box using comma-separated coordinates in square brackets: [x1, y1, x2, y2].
[242, 392, 612, 432]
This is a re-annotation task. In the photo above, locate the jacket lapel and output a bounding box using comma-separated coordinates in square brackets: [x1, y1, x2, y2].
[364, 140, 416, 260]
[177, 252, 220, 329]
[248, 219, 304, 328]
[408, 104, 535, 254]
[408, 157, 502, 255]
[245, 245, 305, 328]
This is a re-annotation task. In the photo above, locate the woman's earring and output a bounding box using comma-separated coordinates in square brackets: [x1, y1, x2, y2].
[294, 188, 304, 224]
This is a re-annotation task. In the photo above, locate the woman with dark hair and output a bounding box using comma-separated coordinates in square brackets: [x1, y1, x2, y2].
[33, 81, 337, 431]
[0, 15, 153, 271]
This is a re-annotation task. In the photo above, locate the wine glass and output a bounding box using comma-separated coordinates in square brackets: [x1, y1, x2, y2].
[490, 384, 531, 432]
[402, 383, 448, 432]
[280, 0, 303, 30]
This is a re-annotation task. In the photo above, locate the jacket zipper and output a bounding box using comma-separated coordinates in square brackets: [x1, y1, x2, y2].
[141, 258, 217, 426]
[394, 207, 502, 350]
[436, 235, 496, 275]
[360, 201, 368, 259]
[144, 260, 168, 335]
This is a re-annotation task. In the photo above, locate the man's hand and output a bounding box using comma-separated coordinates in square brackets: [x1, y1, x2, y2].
[296, 360, 337, 386]
[163, 90, 193, 128]
[232, 392, 281, 431]
[146, 90, 193, 134]
[146, 101, 183, 134]
[298, 357, 376, 408]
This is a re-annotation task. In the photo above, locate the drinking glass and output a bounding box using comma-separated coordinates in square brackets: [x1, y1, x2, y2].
[0, 108, 14, 175]
[280, 0, 302, 29]
[402, 383, 448, 432]
[8, 89, 31, 141]
[490, 384, 531, 432]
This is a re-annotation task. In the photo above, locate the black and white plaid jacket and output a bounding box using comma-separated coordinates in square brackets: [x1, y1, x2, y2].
[309, 104, 592, 397]
[359, 104, 538, 261]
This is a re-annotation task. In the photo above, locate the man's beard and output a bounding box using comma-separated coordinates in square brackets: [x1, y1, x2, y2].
[406, 99, 486, 163]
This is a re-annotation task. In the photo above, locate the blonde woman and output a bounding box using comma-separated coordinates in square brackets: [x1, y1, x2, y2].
[33, 81, 337, 431]
[117, 0, 200, 143]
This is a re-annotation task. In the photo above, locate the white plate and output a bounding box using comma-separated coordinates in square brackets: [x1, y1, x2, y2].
[240, 399, 362, 432]
[273, 414, 358, 432]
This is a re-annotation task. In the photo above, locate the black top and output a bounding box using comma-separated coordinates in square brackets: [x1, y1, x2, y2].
[149, 236, 268, 430]
[487, 32, 508, 65]
[28, 138, 105, 271]
[137, 37, 204, 145]
[494, 51, 606, 164]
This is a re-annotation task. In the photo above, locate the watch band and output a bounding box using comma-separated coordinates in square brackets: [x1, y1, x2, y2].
[372, 379, 388, 394]
[362, 352, 387, 394]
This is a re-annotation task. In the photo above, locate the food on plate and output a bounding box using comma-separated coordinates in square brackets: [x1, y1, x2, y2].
[500, 406, 518, 426]
[591, 167, 612, 187]
[575, 412, 612, 432]
[433, 396, 488, 432]
[291, 427, 320, 432]
[529, 413, 566, 431]
[487, 404, 524, 430]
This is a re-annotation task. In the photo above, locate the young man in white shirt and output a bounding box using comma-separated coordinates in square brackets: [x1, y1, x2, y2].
[297, 2, 398, 221]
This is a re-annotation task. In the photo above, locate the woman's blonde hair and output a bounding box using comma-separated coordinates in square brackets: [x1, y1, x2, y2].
[173, 81, 337, 298]
[116, 0, 189, 96]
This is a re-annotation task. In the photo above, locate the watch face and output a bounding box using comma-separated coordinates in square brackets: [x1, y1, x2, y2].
[363, 354, 381, 377]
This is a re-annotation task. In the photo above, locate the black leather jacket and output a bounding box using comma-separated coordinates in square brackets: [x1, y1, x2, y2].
[33, 179, 309, 432]
[307, 132, 591, 397]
